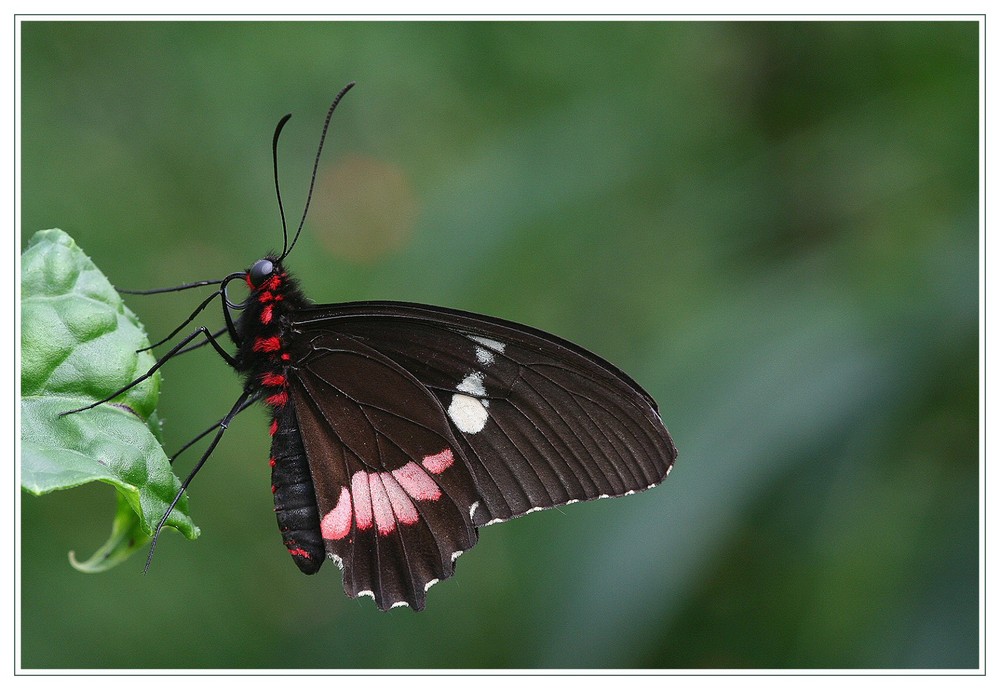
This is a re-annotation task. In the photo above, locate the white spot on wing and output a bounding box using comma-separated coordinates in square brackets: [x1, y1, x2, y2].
[390, 601, 410, 609]
[469, 500, 480, 520]
[470, 336, 505, 365]
[424, 578, 440, 592]
[448, 394, 488, 433]
[470, 336, 505, 353]
[451, 550, 463, 562]
[329, 553, 344, 570]
[358, 590, 375, 600]
[456, 371, 486, 396]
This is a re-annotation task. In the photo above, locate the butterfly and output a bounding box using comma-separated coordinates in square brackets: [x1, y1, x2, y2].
[68, 83, 678, 611]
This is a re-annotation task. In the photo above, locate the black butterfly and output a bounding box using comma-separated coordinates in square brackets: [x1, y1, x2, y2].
[68, 83, 677, 611]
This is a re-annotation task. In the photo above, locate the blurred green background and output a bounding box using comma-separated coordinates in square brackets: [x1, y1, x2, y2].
[19, 21, 979, 669]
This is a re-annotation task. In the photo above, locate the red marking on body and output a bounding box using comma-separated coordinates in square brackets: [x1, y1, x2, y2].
[269, 419, 279, 436]
[281, 353, 290, 361]
[253, 336, 282, 353]
[422, 448, 455, 474]
[244, 274, 254, 289]
[320, 487, 353, 540]
[382, 473, 420, 526]
[368, 475, 395, 535]
[352, 471, 373, 530]
[267, 275, 282, 291]
[269, 457, 276, 468]
[258, 291, 274, 303]
[266, 390, 289, 407]
[260, 304, 273, 325]
[287, 547, 311, 559]
[392, 462, 442, 501]
[271, 484, 277, 494]
[261, 372, 286, 387]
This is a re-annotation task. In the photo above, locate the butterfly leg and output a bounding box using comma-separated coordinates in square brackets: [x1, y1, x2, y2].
[167, 394, 258, 465]
[143, 388, 256, 573]
[61, 326, 238, 416]
[138, 289, 227, 352]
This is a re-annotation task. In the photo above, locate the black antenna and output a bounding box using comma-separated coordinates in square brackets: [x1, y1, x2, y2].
[272, 113, 293, 258]
[277, 81, 356, 262]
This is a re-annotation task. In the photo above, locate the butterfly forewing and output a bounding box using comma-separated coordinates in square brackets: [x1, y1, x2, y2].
[288, 331, 479, 610]
[292, 302, 678, 527]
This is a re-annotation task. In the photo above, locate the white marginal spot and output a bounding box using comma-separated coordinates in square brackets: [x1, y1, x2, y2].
[424, 578, 440, 592]
[451, 550, 463, 562]
[624, 490, 636, 496]
[566, 499, 579, 505]
[329, 553, 345, 571]
[448, 394, 488, 433]
[484, 517, 506, 527]
[390, 601, 410, 609]
[358, 590, 375, 600]
[525, 506, 543, 515]
[598, 494, 610, 500]
[469, 500, 480, 520]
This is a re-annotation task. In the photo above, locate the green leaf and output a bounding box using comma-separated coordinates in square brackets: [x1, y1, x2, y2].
[69, 493, 150, 573]
[21, 229, 199, 569]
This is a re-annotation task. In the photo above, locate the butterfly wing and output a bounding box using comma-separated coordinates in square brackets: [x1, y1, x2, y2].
[287, 331, 480, 611]
[292, 302, 677, 529]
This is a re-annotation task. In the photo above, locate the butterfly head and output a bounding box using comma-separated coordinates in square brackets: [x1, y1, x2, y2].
[240, 254, 305, 310]
[247, 257, 278, 290]
[238, 254, 307, 317]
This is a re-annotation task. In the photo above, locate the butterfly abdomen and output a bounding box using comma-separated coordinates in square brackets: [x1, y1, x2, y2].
[270, 402, 325, 574]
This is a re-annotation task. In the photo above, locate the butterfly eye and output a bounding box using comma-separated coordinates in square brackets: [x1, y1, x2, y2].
[248, 259, 275, 288]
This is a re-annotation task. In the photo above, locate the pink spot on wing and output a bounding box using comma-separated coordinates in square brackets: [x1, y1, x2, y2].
[422, 448, 454, 474]
[352, 471, 373, 530]
[392, 462, 442, 502]
[368, 474, 397, 536]
[381, 473, 419, 526]
[320, 487, 352, 540]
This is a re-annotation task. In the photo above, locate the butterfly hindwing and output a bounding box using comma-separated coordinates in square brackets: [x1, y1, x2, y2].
[292, 302, 678, 527]
[289, 331, 479, 611]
